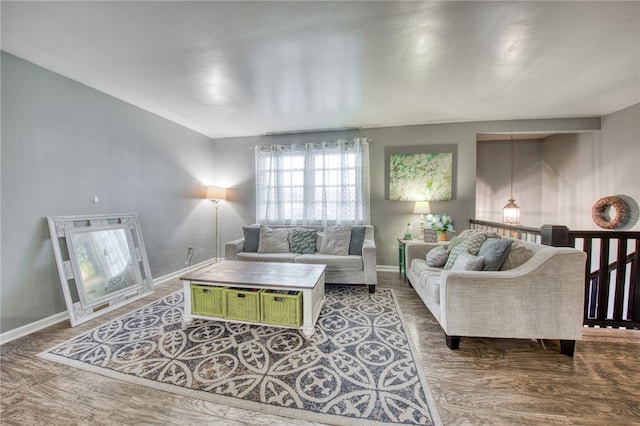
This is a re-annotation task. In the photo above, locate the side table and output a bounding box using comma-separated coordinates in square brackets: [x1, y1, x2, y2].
[397, 238, 424, 283]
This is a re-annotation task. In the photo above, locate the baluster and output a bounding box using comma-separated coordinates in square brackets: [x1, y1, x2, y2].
[597, 238, 611, 320]
[631, 239, 640, 323]
[614, 239, 628, 320]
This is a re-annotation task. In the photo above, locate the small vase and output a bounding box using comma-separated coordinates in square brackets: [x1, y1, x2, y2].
[438, 232, 447, 242]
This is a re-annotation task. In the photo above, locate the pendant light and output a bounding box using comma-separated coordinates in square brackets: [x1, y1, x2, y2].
[502, 135, 520, 224]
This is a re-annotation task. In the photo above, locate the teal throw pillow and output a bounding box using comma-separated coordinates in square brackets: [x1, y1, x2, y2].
[478, 238, 513, 271]
[288, 228, 318, 254]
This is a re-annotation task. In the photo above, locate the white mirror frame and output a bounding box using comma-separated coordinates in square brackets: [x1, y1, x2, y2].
[47, 213, 154, 326]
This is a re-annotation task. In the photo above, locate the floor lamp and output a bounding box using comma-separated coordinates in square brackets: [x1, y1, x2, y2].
[205, 186, 227, 262]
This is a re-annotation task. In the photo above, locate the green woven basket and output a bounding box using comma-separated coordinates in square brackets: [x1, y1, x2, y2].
[225, 288, 262, 323]
[260, 290, 302, 327]
[191, 285, 226, 317]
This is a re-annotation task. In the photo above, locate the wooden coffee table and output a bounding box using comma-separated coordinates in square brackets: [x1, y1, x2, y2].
[180, 260, 326, 337]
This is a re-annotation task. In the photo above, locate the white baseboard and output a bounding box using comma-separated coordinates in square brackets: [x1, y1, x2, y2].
[153, 258, 217, 285]
[376, 265, 399, 273]
[0, 258, 219, 346]
[0, 312, 70, 346]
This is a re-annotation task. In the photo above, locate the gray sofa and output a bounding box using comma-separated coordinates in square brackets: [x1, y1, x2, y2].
[225, 224, 377, 293]
[405, 232, 587, 356]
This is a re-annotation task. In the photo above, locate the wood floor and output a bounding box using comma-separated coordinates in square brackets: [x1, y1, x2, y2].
[2, 271, 639, 425]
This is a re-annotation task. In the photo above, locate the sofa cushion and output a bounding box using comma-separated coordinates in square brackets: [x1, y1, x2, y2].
[501, 240, 535, 270]
[243, 226, 261, 252]
[478, 238, 513, 271]
[451, 252, 485, 271]
[409, 258, 442, 276]
[236, 252, 299, 263]
[288, 228, 317, 254]
[258, 226, 290, 253]
[423, 271, 442, 304]
[426, 246, 449, 267]
[409, 259, 442, 303]
[295, 253, 363, 271]
[444, 232, 489, 269]
[349, 226, 366, 255]
[319, 226, 351, 256]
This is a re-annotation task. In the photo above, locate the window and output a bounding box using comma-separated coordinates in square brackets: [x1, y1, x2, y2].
[255, 138, 370, 226]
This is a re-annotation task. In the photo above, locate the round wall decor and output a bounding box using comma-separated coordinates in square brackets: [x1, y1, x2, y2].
[591, 196, 630, 229]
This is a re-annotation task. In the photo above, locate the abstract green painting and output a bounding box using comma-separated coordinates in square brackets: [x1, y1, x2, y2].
[389, 152, 452, 201]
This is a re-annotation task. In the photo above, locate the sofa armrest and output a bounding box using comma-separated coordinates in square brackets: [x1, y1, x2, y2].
[405, 242, 444, 269]
[362, 238, 377, 285]
[439, 248, 586, 340]
[225, 238, 245, 260]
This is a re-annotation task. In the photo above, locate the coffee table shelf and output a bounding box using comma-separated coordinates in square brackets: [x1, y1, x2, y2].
[180, 261, 326, 337]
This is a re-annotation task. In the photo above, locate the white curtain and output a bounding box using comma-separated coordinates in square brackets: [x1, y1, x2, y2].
[255, 138, 370, 226]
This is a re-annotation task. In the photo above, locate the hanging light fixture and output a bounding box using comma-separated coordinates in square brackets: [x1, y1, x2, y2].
[502, 135, 520, 224]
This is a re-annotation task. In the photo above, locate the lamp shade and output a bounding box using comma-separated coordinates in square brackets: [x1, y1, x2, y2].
[502, 198, 520, 224]
[413, 201, 431, 214]
[205, 186, 227, 201]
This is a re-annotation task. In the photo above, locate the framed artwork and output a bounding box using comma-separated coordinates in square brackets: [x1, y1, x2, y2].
[385, 145, 456, 201]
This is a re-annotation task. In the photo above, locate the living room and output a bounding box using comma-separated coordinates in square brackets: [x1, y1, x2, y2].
[2, 1, 639, 425]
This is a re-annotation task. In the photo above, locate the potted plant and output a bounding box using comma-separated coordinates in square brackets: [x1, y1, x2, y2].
[426, 214, 455, 241]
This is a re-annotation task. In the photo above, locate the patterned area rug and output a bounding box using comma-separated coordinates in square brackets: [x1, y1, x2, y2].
[39, 286, 441, 426]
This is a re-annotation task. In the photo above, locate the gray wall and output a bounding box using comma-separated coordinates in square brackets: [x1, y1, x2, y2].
[1, 53, 219, 333]
[475, 104, 639, 232]
[476, 139, 543, 227]
[541, 104, 640, 230]
[213, 118, 601, 267]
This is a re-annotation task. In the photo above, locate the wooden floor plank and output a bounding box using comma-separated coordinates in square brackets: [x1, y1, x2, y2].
[2, 271, 639, 425]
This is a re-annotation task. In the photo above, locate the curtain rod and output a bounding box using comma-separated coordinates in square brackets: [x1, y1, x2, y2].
[249, 138, 372, 150]
[262, 127, 361, 136]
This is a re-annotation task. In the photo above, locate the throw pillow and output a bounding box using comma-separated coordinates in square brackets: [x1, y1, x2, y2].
[447, 236, 465, 252]
[288, 228, 317, 254]
[478, 238, 513, 271]
[319, 226, 352, 256]
[349, 226, 366, 255]
[444, 232, 489, 270]
[451, 252, 485, 271]
[426, 246, 449, 267]
[501, 241, 534, 270]
[257, 226, 289, 253]
[242, 226, 261, 252]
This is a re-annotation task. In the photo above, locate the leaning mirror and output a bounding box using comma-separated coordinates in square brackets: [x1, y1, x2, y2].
[47, 213, 154, 326]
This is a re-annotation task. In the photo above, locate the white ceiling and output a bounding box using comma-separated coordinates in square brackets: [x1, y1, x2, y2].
[2, 1, 639, 139]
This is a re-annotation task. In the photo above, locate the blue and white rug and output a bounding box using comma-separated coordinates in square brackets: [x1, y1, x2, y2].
[39, 285, 441, 426]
